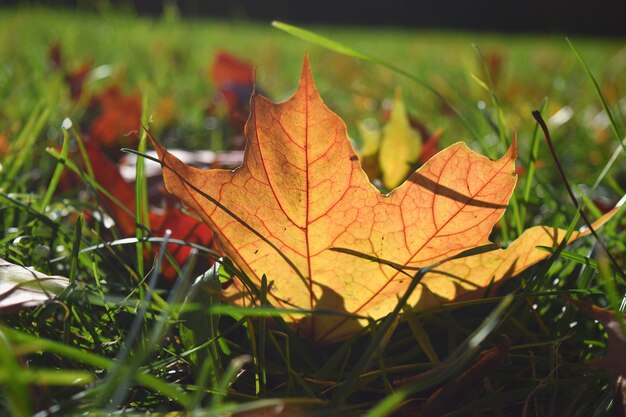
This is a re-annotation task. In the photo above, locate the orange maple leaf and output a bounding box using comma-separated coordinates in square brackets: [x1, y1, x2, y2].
[153, 58, 615, 343]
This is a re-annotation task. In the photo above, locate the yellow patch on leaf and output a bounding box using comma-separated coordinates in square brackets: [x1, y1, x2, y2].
[152, 58, 612, 343]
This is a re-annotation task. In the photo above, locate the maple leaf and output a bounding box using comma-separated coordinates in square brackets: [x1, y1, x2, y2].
[153, 58, 616, 343]
[88, 86, 141, 150]
[211, 50, 255, 89]
[81, 143, 215, 281]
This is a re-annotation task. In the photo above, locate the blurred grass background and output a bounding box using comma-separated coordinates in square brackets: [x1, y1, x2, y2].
[1, 7, 624, 160]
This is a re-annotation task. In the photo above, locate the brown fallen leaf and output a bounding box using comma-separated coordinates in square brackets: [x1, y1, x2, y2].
[567, 297, 626, 378]
[0, 258, 69, 312]
[395, 335, 511, 416]
[152, 57, 618, 343]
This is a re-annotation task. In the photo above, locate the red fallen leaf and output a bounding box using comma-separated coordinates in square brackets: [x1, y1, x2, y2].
[212, 50, 255, 87]
[82, 143, 214, 280]
[88, 86, 141, 150]
[149, 204, 216, 280]
[210, 50, 257, 134]
[567, 297, 626, 378]
[82, 142, 137, 234]
[419, 128, 443, 165]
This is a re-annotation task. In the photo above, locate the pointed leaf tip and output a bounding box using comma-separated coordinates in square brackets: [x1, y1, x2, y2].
[299, 54, 314, 90]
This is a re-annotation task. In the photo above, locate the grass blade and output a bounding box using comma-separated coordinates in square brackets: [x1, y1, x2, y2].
[38, 120, 71, 213]
[567, 38, 625, 146]
[0, 328, 32, 417]
[3, 326, 191, 408]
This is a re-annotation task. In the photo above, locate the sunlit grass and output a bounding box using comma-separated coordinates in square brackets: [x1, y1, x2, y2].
[0, 6, 625, 416]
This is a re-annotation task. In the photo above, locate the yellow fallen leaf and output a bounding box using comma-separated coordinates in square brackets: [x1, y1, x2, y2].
[379, 87, 422, 189]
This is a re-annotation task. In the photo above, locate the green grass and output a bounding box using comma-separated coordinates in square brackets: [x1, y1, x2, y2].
[1, 6, 626, 416]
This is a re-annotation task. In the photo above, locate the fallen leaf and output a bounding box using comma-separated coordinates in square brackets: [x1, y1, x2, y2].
[567, 297, 626, 379]
[0, 258, 69, 311]
[119, 148, 244, 182]
[210, 50, 256, 134]
[356, 90, 442, 189]
[211, 50, 255, 89]
[88, 86, 141, 150]
[417, 210, 618, 310]
[153, 57, 617, 343]
[379, 87, 422, 189]
[419, 128, 443, 166]
[82, 141, 137, 234]
[395, 335, 511, 416]
[356, 119, 382, 180]
[149, 205, 215, 280]
[81, 143, 215, 281]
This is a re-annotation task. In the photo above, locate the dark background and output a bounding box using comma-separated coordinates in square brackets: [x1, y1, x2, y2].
[3, 0, 626, 36]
